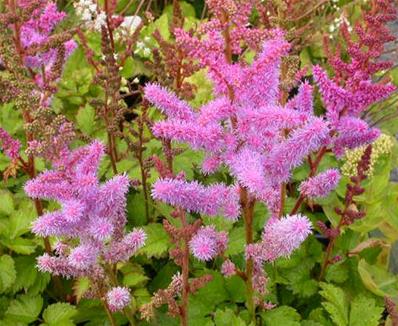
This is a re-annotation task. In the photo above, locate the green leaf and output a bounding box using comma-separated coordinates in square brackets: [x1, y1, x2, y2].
[120, 57, 135, 78]
[325, 263, 349, 284]
[357, 259, 398, 297]
[349, 295, 383, 326]
[225, 227, 245, 256]
[8, 201, 36, 238]
[319, 283, 348, 326]
[5, 294, 43, 323]
[260, 306, 301, 326]
[1, 237, 37, 255]
[0, 255, 16, 293]
[76, 104, 95, 135]
[137, 223, 170, 258]
[189, 271, 228, 319]
[225, 275, 246, 303]
[0, 190, 14, 216]
[12, 256, 37, 293]
[214, 308, 246, 326]
[123, 272, 149, 287]
[42, 303, 77, 326]
[73, 278, 91, 303]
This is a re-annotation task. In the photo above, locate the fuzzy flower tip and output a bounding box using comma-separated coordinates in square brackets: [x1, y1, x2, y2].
[262, 214, 312, 261]
[221, 259, 236, 277]
[299, 169, 341, 198]
[0, 128, 21, 160]
[106, 287, 131, 312]
[189, 226, 227, 261]
[152, 178, 240, 220]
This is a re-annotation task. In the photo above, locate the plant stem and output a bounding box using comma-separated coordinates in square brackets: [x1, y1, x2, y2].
[240, 187, 256, 322]
[290, 146, 327, 215]
[179, 209, 190, 326]
[318, 219, 343, 280]
[102, 300, 117, 326]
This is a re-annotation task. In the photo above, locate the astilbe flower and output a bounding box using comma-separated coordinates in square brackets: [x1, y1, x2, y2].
[0, 128, 21, 160]
[246, 214, 312, 265]
[147, 33, 332, 217]
[106, 287, 131, 312]
[314, 0, 396, 156]
[25, 141, 146, 279]
[299, 169, 341, 198]
[152, 178, 240, 220]
[189, 226, 227, 261]
[221, 259, 236, 277]
[17, 0, 77, 86]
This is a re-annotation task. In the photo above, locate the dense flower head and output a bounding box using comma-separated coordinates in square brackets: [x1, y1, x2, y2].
[106, 287, 131, 312]
[152, 178, 240, 220]
[18, 1, 77, 77]
[189, 226, 228, 261]
[246, 214, 312, 264]
[262, 214, 312, 261]
[299, 169, 341, 198]
[25, 141, 146, 278]
[147, 34, 332, 216]
[0, 128, 21, 160]
[221, 259, 236, 277]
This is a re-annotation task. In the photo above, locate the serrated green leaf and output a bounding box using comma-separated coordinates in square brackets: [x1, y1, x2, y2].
[349, 295, 383, 326]
[358, 259, 398, 297]
[123, 272, 149, 287]
[12, 256, 37, 293]
[43, 303, 77, 326]
[8, 201, 36, 238]
[225, 227, 245, 256]
[76, 104, 95, 135]
[225, 275, 246, 303]
[73, 278, 91, 303]
[5, 294, 43, 323]
[325, 263, 349, 284]
[0, 255, 16, 293]
[137, 223, 170, 258]
[319, 283, 348, 326]
[0, 190, 14, 216]
[1, 237, 36, 255]
[214, 308, 246, 326]
[261, 306, 301, 326]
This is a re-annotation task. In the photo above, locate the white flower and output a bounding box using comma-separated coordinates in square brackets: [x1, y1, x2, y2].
[136, 41, 144, 49]
[94, 12, 107, 31]
[82, 9, 92, 21]
[119, 16, 142, 35]
[143, 48, 151, 56]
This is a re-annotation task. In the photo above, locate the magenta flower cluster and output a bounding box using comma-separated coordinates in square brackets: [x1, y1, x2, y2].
[25, 141, 146, 278]
[146, 33, 337, 218]
[0, 128, 21, 160]
[189, 226, 228, 261]
[106, 287, 131, 312]
[19, 0, 77, 82]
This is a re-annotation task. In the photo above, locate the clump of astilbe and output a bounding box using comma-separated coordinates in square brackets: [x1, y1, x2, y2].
[144, 0, 327, 322]
[0, 1, 77, 270]
[320, 0, 397, 129]
[25, 140, 146, 322]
